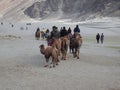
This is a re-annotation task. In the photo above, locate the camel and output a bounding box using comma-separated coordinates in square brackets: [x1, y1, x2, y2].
[71, 33, 82, 59]
[35, 29, 40, 40]
[68, 33, 73, 53]
[60, 36, 69, 60]
[39, 44, 59, 68]
[50, 38, 61, 56]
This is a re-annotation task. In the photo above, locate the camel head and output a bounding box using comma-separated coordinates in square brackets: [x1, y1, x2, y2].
[39, 44, 45, 55]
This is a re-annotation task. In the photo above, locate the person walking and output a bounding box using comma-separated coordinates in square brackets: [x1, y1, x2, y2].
[100, 33, 104, 44]
[96, 33, 100, 43]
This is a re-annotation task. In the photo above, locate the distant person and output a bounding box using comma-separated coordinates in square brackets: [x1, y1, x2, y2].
[96, 33, 100, 43]
[67, 27, 72, 39]
[41, 28, 46, 39]
[100, 33, 104, 44]
[45, 29, 51, 45]
[1, 22, 3, 25]
[35, 28, 40, 40]
[45, 29, 50, 38]
[12, 24, 14, 28]
[68, 27, 72, 34]
[68, 27, 73, 53]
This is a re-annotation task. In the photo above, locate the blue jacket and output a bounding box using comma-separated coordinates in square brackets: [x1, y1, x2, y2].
[74, 27, 80, 33]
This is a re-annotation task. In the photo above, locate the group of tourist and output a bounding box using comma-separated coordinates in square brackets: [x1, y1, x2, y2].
[35, 25, 81, 45]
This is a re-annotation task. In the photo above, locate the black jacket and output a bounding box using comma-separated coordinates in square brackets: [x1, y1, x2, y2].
[60, 29, 68, 37]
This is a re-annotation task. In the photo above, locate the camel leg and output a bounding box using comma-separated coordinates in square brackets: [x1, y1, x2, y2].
[49, 62, 53, 68]
[53, 58, 57, 68]
[63, 52, 66, 60]
[44, 60, 49, 67]
[50, 57, 57, 68]
[61, 52, 64, 60]
[64, 51, 67, 60]
[44, 58, 49, 67]
[56, 58, 59, 65]
[77, 49, 80, 59]
[73, 49, 77, 58]
[58, 49, 60, 56]
[73, 52, 75, 58]
[53, 62, 55, 68]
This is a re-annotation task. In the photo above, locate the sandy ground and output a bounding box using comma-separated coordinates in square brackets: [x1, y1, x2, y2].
[0, 21, 120, 90]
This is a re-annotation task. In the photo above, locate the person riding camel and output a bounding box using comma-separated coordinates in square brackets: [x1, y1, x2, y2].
[49, 26, 61, 56]
[68, 27, 72, 34]
[67, 27, 73, 53]
[45, 29, 51, 45]
[74, 25, 80, 33]
[60, 26, 68, 38]
[35, 27, 40, 40]
[49, 26, 60, 46]
[67, 27, 72, 39]
[60, 27, 69, 60]
[73, 25, 82, 38]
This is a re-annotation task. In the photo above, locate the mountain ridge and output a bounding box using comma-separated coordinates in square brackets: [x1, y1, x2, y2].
[0, 0, 120, 22]
[24, 0, 120, 21]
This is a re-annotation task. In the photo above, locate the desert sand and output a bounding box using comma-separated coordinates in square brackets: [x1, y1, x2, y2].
[0, 19, 120, 90]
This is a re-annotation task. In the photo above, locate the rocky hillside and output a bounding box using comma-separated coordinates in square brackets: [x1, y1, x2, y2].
[0, 0, 43, 21]
[0, 0, 120, 21]
[24, 0, 120, 21]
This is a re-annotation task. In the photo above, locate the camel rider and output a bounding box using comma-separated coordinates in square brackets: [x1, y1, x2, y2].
[51, 26, 60, 39]
[49, 26, 60, 45]
[73, 25, 82, 38]
[60, 26, 68, 39]
[67, 27, 72, 39]
[35, 27, 40, 40]
[45, 29, 51, 45]
[60, 27, 69, 56]
[68, 27, 72, 34]
[74, 25, 80, 32]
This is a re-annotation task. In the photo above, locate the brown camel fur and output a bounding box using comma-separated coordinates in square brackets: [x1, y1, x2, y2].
[51, 38, 61, 56]
[68, 33, 73, 53]
[71, 33, 82, 59]
[35, 30, 40, 40]
[39, 44, 59, 68]
[61, 36, 69, 60]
